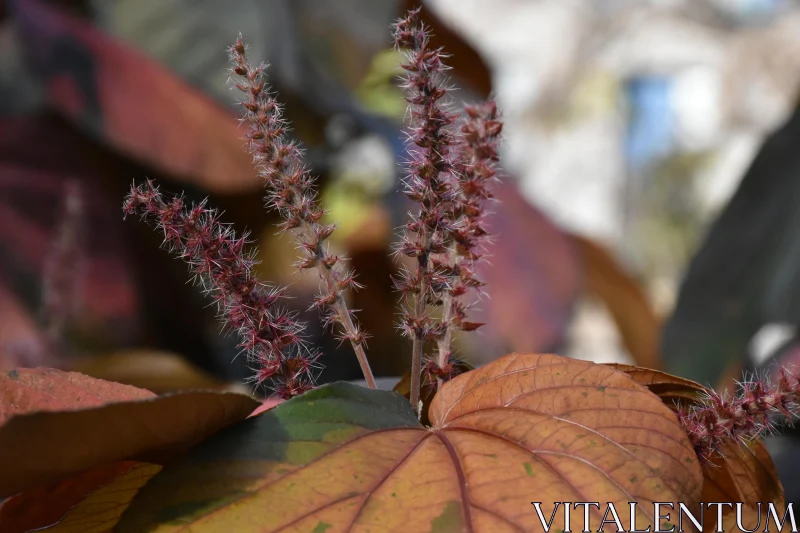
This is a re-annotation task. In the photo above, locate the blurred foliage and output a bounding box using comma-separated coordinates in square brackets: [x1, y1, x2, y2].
[355, 49, 407, 118]
[634, 151, 714, 284]
[663, 102, 800, 386]
[0, 0, 514, 387]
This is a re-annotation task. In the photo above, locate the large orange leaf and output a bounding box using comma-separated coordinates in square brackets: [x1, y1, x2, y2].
[607, 364, 785, 520]
[0, 369, 259, 498]
[114, 353, 702, 532]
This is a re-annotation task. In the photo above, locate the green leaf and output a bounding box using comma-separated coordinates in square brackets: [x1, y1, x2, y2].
[117, 382, 422, 531]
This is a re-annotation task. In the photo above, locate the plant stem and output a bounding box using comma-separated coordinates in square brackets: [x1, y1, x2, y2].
[393, 9, 466, 408]
[410, 338, 423, 417]
[41, 179, 83, 357]
[293, 199, 376, 389]
[409, 244, 431, 415]
[435, 250, 457, 391]
[312, 237, 376, 389]
[343, 313, 376, 389]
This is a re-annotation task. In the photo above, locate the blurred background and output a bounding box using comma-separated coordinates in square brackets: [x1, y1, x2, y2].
[2, 0, 800, 500]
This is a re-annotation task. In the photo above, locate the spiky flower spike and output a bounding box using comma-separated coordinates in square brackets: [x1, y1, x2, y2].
[432, 101, 503, 389]
[679, 367, 800, 463]
[229, 37, 376, 390]
[392, 8, 462, 412]
[123, 180, 316, 399]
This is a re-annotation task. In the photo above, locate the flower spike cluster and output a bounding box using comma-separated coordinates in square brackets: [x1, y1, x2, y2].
[392, 8, 462, 411]
[679, 367, 800, 462]
[432, 101, 503, 385]
[392, 9, 504, 408]
[229, 38, 376, 389]
[123, 181, 315, 398]
[123, 8, 503, 412]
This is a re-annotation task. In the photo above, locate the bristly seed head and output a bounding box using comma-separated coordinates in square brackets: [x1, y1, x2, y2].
[679, 366, 800, 462]
[392, 8, 504, 399]
[123, 180, 316, 398]
[391, 7, 460, 337]
[229, 36, 375, 389]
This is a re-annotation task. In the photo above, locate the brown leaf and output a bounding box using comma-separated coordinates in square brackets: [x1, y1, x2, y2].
[0, 370, 259, 498]
[603, 364, 703, 406]
[0, 367, 154, 425]
[702, 443, 784, 510]
[0, 461, 141, 533]
[607, 363, 785, 523]
[67, 351, 227, 394]
[0, 369, 162, 528]
[115, 353, 702, 532]
[572, 235, 662, 370]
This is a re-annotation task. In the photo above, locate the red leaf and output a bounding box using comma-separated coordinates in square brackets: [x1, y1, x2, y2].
[0, 163, 143, 352]
[0, 382, 259, 498]
[0, 367, 154, 426]
[248, 396, 285, 418]
[12, 0, 260, 192]
[472, 182, 581, 355]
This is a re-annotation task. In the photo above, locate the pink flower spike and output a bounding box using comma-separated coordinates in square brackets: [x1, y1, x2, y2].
[679, 367, 800, 462]
[391, 8, 461, 414]
[123, 180, 314, 397]
[229, 35, 376, 391]
[392, 9, 505, 408]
